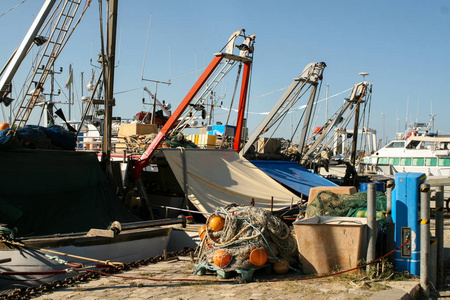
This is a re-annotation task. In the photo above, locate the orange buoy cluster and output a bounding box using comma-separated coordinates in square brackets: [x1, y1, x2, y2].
[249, 248, 268, 266]
[213, 249, 231, 268]
[273, 258, 290, 274]
[0, 123, 10, 131]
[198, 215, 226, 250]
[196, 206, 299, 277]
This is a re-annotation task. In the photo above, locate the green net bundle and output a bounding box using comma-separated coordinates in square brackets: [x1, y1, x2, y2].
[305, 191, 387, 226]
[196, 205, 299, 272]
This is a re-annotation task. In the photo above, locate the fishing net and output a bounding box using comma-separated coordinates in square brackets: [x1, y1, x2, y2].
[124, 132, 197, 154]
[305, 191, 387, 226]
[196, 205, 299, 272]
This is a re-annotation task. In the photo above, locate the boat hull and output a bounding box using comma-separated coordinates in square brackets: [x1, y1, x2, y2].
[0, 227, 171, 291]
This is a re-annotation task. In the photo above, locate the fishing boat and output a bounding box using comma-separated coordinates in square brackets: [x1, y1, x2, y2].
[0, 146, 180, 291]
[0, 1, 183, 291]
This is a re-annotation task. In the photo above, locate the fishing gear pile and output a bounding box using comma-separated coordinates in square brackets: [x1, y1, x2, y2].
[196, 205, 299, 274]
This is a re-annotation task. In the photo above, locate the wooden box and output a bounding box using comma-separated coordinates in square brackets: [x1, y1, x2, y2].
[256, 138, 281, 154]
[118, 123, 158, 137]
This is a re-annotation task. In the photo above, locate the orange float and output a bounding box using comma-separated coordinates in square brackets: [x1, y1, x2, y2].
[209, 215, 225, 232]
[213, 249, 231, 268]
[273, 258, 290, 274]
[249, 248, 268, 266]
[198, 225, 207, 240]
[0, 123, 10, 130]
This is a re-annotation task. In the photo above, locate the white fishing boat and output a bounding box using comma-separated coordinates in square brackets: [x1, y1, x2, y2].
[360, 116, 450, 177]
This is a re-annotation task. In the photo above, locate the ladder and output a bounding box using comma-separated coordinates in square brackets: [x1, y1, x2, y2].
[12, 0, 82, 129]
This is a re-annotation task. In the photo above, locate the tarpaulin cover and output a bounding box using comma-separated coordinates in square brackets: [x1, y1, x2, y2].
[250, 160, 337, 196]
[162, 148, 301, 213]
[0, 149, 140, 237]
[0, 125, 76, 150]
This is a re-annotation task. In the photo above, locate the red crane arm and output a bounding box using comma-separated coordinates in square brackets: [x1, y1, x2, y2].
[133, 54, 224, 179]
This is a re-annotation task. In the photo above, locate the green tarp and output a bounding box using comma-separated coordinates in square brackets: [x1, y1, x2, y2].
[0, 149, 140, 237]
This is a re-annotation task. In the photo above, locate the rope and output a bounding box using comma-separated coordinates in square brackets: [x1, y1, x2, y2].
[151, 204, 212, 215]
[53, 238, 410, 284]
[0, 238, 410, 288]
[84, 269, 235, 283]
[264, 237, 409, 282]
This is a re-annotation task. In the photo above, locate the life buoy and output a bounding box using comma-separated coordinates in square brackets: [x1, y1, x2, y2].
[405, 131, 418, 139]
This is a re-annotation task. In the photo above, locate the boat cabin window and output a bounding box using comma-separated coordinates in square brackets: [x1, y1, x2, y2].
[389, 158, 399, 166]
[365, 157, 377, 164]
[425, 158, 437, 166]
[400, 158, 412, 166]
[385, 141, 405, 148]
[438, 158, 450, 166]
[378, 157, 388, 164]
[406, 141, 421, 149]
[412, 158, 424, 166]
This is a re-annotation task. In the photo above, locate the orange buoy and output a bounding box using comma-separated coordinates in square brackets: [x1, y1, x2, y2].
[249, 248, 268, 266]
[198, 225, 207, 240]
[213, 249, 231, 268]
[0, 123, 10, 131]
[209, 215, 225, 232]
[273, 259, 290, 274]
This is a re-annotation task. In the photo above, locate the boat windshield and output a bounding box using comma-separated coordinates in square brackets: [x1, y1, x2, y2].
[385, 141, 405, 148]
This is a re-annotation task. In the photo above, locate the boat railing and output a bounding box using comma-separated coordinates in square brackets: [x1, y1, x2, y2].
[76, 136, 128, 153]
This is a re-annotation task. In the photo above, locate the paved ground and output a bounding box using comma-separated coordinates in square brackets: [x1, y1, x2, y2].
[29, 258, 420, 300]
[10, 214, 450, 299]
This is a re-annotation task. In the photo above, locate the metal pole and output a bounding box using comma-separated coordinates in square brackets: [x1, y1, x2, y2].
[420, 183, 431, 297]
[326, 84, 329, 122]
[81, 72, 84, 114]
[366, 183, 377, 273]
[435, 185, 444, 286]
[386, 179, 395, 263]
[68, 64, 72, 121]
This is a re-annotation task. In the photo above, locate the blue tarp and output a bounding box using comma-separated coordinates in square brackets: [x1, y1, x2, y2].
[0, 125, 76, 150]
[250, 160, 337, 197]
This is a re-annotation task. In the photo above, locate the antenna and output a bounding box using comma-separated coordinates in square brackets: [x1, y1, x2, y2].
[141, 13, 152, 79]
[359, 72, 369, 81]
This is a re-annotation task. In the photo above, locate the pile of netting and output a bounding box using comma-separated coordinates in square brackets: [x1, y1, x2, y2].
[124, 132, 197, 154]
[305, 191, 387, 225]
[196, 205, 299, 273]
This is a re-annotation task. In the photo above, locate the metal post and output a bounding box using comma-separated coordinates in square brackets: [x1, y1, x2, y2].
[431, 237, 437, 289]
[420, 183, 431, 297]
[366, 183, 377, 273]
[435, 185, 444, 286]
[386, 179, 395, 263]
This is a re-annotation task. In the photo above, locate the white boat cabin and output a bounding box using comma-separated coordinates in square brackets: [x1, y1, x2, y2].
[362, 136, 450, 176]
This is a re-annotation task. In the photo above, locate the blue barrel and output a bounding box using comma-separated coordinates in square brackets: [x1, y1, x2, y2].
[392, 172, 426, 276]
[360, 181, 385, 193]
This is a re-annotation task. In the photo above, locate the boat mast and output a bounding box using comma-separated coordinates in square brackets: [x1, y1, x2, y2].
[350, 72, 370, 167]
[102, 0, 118, 161]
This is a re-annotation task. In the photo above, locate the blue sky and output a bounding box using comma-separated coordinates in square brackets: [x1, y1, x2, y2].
[0, 0, 449, 144]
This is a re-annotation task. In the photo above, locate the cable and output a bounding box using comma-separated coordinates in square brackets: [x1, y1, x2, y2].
[0, 0, 29, 19]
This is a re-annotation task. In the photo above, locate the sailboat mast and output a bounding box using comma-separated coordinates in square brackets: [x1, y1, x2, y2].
[102, 0, 118, 158]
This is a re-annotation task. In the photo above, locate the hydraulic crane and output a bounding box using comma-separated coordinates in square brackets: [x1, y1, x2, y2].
[131, 30, 256, 218]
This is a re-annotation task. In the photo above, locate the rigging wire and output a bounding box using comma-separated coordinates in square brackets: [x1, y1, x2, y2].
[0, 0, 29, 19]
[225, 64, 242, 127]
